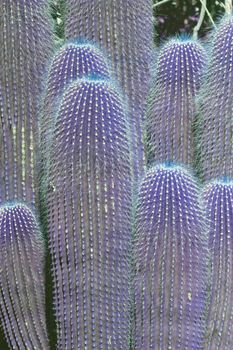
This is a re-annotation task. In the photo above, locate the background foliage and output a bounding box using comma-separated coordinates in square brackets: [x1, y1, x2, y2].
[154, 0, 225, 43]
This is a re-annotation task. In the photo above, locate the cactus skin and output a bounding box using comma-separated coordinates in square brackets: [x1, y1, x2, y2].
[46, 79, 132, 350]
[133, 164, 209, 350]
[41, 41, 110, 178]
[146, 39, 206, 165]
[203, 180, 233, 349]
[198, 15, 233, 181]
[65, 0, 153, 182]
[0, 0, 53, 206]
[0, 203, 49, 350]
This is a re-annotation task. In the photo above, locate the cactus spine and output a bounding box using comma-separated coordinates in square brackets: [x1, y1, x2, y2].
[0, 203, 48, 350]
[197, 15, 233, 181]
[203, 180, 233, 349]
[0, 0, 53, 206]
[65, 0, 153, 182]
[46, 79, 132, 349]
[133, 164, 209, 349]
[147, 39, 206, 165]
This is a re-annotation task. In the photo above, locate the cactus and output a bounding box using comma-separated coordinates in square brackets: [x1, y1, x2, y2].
[46, 78, 132, 349]
[146, 39, 206, 165]
[197, 15, 233, 181]
[65, 0, 153, 182]
[0, 0, 53, 206]
[203, 179, 233, 349]
[133, 163, 209, 349]
[40, 41, 111, 180]
[0, 203, 48, 350]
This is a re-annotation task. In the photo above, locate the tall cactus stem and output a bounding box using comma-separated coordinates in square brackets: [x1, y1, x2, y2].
[197, 14, 233, 181]
[133, 163, 209, 349]
[146, 38, 206, 166]
[203, 179, 233, 349]
[0, 0, 53, 206]
[0, 203, 49, 350]
[46, 78, 132, 350]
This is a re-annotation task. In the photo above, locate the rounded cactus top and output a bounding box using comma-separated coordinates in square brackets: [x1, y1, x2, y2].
[203, 179, 233, 250]
[46, 41, 111, 98]
[155, 37, 206, 87]
[0, 203, 38, 242]
[146, 37, 206, 165]
[48, 78, 129, 187]
[137, 163, 205, 235]
[203, 178, 233, 205]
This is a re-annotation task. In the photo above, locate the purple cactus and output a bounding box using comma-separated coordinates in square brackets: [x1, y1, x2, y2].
[147, 39, 206, 165]
[46, 78, 132, 349]
[0, 203, 48, 350]
[65, 0, 153, 182]
[40, 41, 111, 180]
[133, 163, 209, 349]
[198, 15, 233, 181]
[203, 179, 233, 348]
[0, 0, 53, 206]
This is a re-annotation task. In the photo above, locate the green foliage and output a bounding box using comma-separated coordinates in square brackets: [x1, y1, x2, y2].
[51, 0, 66, 42]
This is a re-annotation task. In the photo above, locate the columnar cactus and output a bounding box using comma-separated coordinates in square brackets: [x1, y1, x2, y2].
[41, 41, 111, 181]
[203, 180, 233, 349]
[146, 39, 206, 165]
[133, 164, 209, 349]
[0, 0, 53, 206]
[65, 0, 153, 182]
[46, 78, 132, 349]
[197, 15, 233, 181]
[0, 203, 48, 350]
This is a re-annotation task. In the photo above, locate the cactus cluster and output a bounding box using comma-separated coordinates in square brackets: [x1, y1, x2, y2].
[0, 2, 233, 350]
